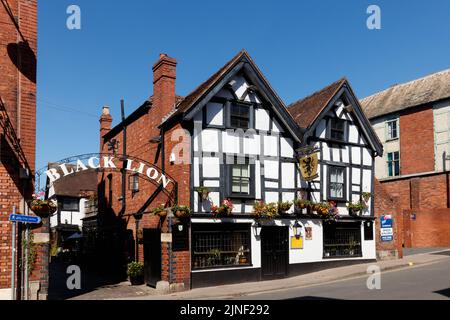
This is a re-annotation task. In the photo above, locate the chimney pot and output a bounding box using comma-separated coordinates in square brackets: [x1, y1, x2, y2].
[102, 105, 110, 115]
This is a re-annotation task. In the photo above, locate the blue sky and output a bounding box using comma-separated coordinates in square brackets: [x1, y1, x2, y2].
[36, 0, 450, 170]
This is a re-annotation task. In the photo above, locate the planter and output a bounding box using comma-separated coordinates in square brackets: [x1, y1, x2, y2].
[129, 275, 144, 286]
[29, 200, 57, 218]
[239, 256, 248, 264]
[174, 210, 190, 219]
[349, 208, 362, 217]
[198, 191, 210, 201]
[156, 210, 168, 218]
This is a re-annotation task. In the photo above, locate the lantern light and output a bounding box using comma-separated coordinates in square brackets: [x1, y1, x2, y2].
[293, 220, 303, 238]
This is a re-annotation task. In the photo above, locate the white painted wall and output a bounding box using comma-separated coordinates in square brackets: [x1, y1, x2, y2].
[190, 218, 376, 273]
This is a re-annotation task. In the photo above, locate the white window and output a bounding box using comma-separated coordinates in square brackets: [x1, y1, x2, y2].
[386, 119, 399, 140]
[231, 164, 250, 195]
[328, 166, 346, 200]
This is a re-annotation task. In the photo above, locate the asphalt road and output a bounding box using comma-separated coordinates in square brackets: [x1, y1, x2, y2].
[232, 258, 450, 300]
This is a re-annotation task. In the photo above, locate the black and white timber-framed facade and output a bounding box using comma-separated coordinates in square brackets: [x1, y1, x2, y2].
[159, 50, 384, 287]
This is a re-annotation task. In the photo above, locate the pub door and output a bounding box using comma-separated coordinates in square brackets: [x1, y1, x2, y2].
[261, 226, 289, 280]
[143, 228, 161, 287]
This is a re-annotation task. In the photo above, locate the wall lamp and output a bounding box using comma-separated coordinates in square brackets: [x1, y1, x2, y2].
[293, 220, 303, 238]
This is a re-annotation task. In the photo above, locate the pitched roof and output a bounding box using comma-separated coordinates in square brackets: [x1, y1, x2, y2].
[361, 68, 450, 119]
[287, 78, 346, 130]
[48, 163, 98, 198]
[174, 50, 247, 116]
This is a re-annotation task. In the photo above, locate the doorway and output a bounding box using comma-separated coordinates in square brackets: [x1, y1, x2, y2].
[261, 226, 289, 280]
[143, 228, 161, 287]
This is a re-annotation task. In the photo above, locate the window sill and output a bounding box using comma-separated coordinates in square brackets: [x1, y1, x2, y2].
[192, 263, 253, 271]
[228, 194, 255, 200]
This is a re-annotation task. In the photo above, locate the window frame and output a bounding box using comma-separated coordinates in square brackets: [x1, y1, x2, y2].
[226, 157, 256, 199]
[327, 165, 347, 202]
[328, 118, 347, 142]
[386, 119, 399, 141]
[226, 101, 254, 130]
[387, 151, 400, 177]
[60, 197, 80, 212]
[323, 221, 363, 259]
[192, 223, 253, 270]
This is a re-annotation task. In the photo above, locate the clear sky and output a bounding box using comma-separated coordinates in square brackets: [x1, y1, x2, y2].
[36, 0, 450, 171]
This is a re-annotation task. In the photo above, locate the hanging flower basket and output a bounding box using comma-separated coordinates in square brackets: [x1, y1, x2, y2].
[277, 201, 293, 216]
[28, 199, 57, 218]
[151, 205, 167, 218]
[211, 199, 234, 218]
[172, 205, 191, 219]
[195, 187, 210, 201]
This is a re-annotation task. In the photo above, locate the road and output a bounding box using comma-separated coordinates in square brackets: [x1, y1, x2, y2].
[228, 257, 450, 300]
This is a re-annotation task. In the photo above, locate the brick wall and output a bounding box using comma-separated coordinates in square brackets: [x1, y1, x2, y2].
[379, 172, 450, 248]
[399, 106, 435, 175]
[0, 0, 41, 298]
[98, 54, 191, 289]
[373, 179, 403, 260]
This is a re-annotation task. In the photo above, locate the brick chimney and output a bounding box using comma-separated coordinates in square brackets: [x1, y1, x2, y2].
[99, 105, 112, 153]
[152, 53, 177, 123]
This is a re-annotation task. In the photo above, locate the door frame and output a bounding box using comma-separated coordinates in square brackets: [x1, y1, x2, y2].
[143, 228, 161, 288]
[260, 226, 289, 280]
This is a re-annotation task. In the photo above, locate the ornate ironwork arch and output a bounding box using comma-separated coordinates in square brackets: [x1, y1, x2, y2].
[35, 153, 178, 204]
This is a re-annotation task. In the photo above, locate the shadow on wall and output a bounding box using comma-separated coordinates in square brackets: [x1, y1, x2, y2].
[7, 41, 36, 83]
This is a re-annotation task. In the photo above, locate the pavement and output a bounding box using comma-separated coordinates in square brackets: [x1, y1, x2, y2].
[126, 248, 450, 300]
[55, 248, 450, 300]
[242, 258, 450, 300]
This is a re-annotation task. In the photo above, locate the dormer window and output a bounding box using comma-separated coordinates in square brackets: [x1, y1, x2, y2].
[330, 118, 346, 141]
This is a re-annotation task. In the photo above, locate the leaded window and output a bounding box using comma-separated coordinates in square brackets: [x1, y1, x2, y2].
[192, 224, 251, 270]
[330, 118, 345, 141]
[230, 104, 250, 129]
[323, 222, 362, 258]
[231, 164, 250, 195]
[328, 166, 346, 200]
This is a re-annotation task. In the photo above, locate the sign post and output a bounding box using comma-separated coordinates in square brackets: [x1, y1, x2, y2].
[11, 206, 16, 301]
[9, 210, 41, 301]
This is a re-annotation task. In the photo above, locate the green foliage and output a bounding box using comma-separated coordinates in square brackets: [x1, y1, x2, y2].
[127, 261, 144, 277]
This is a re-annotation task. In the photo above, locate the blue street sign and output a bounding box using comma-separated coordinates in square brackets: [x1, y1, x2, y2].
[9, 214, 41, 224]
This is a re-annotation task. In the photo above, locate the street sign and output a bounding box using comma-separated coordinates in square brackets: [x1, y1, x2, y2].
[9, 214, 41, 224]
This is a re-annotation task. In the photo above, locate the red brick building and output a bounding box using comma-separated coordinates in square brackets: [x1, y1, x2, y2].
[0, 0, 47, 300]
[362, 69, 450, 249]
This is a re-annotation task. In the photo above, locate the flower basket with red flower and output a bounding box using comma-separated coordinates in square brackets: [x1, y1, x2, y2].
[211, 199, 234, 217]
[28, 192, 57, 218]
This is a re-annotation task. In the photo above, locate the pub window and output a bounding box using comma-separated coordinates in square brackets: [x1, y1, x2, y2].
[323, 222, 362, 258]
[192, 224, 251, 270]
[386, 119, 399, 140]
[330, 118, 345, 141]
[387, 152, 400, 177]
[61, 197, 79, 211]
[328, 166, 346, 201]
[230, 103, 250, 129]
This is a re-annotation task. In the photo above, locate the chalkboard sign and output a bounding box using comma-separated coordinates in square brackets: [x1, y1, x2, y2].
[172, 223, 189, 251]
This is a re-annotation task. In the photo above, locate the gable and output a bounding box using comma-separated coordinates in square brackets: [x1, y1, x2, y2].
[175, 50, 302, 142]
[298, 81, 383, 156]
